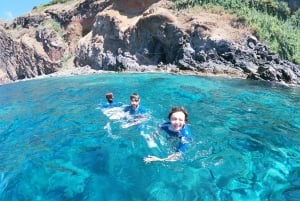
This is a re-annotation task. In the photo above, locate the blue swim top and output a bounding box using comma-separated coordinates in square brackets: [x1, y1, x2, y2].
[101, 102, 123, 108]
[123, 105, 147, 116]
[160, 122, 192, 152]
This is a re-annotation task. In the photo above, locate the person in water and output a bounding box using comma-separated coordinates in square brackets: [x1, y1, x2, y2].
[101, 92, 123, 108]
[143, 107, 192, 163]
[123, 93, 147, 116]
[106, 92, 114, 104]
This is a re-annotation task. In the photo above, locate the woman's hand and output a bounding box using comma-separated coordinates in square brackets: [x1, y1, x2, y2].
[143, 155, 164, 163]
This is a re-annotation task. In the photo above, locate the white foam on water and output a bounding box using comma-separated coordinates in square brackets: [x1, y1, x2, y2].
[120, 116, 149, 128]
[102, 106, 126, 120]
[104, 122, 120, 139]
[140, 132, 158, 148]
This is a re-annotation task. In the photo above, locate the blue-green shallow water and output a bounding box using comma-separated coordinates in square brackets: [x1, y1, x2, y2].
[0, 73, 300, 201]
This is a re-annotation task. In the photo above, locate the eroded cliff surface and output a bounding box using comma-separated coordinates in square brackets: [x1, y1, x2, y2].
[0, 0, 299, 85]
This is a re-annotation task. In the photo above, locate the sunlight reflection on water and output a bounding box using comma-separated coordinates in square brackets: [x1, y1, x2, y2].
[0, 73, 300, 200]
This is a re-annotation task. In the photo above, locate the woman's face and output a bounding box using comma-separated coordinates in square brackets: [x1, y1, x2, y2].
[170, 111, 186, 131]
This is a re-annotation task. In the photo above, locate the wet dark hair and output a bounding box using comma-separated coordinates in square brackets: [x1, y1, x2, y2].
[168, 107, 189, 122]
[130, 93, 140, 100]
[106, 92, 113, 103]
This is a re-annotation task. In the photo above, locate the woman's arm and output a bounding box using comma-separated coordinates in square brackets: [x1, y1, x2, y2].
[143, 152, 182, 163]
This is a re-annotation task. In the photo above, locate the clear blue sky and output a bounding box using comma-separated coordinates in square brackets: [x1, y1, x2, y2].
[0, 0, 50, 21]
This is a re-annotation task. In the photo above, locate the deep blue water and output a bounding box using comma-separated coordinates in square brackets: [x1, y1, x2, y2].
[0, 73, 300, 201]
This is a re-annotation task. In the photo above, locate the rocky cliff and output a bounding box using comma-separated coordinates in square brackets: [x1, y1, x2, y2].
[0, 0, 299, 85]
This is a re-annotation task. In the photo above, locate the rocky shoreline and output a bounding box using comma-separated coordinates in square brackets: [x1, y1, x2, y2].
[7, 63, 298, 89]
[1, 0, 299, 86]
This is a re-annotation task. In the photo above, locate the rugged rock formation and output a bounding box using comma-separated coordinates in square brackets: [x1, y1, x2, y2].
[0, 27, 61, 83]
[0, 0, 299, 85]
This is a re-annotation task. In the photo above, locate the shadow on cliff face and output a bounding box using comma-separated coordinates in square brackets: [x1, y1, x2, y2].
[75, 10, 185, 70]
[109, 0, 177, 65]
[130, 14, 183, 65]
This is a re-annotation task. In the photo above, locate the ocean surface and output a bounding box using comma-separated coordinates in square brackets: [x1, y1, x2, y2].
[0, 73, 300, 201]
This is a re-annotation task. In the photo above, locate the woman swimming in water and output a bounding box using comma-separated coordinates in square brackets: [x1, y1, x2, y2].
[143, 107, 192, 163]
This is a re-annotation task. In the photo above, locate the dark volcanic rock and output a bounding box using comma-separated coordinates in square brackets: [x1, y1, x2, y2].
[0, 0, 299, 85]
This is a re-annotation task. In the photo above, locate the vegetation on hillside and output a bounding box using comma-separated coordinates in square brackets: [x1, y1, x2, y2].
[46, 0, 75, 5]
[174, 0, 300, 64]
[33, 0, 78, 13]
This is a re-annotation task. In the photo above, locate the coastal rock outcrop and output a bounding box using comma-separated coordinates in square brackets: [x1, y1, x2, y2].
[0, 27, 61, 83]
[0, 0, 299, 85]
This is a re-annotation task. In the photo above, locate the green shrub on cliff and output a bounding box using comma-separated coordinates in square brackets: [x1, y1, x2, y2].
[290, 9, 300, 27]
[174, 0, 300, 64]
[46, 0, 75, 5]
[33, 0, 78, 12]
[174, 0, 291, 18]
[246, 9, 300, 64]
[43, 19, 65, 40]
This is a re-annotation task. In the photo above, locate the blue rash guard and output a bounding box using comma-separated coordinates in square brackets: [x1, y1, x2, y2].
[123, 105, 149, 130]
[160, 122, 192, 152]
[123, 105, 147, 116]
[101, 102, 123, 108]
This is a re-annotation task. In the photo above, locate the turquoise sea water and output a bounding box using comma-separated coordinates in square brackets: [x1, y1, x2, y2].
[0, 73, 300, 201]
